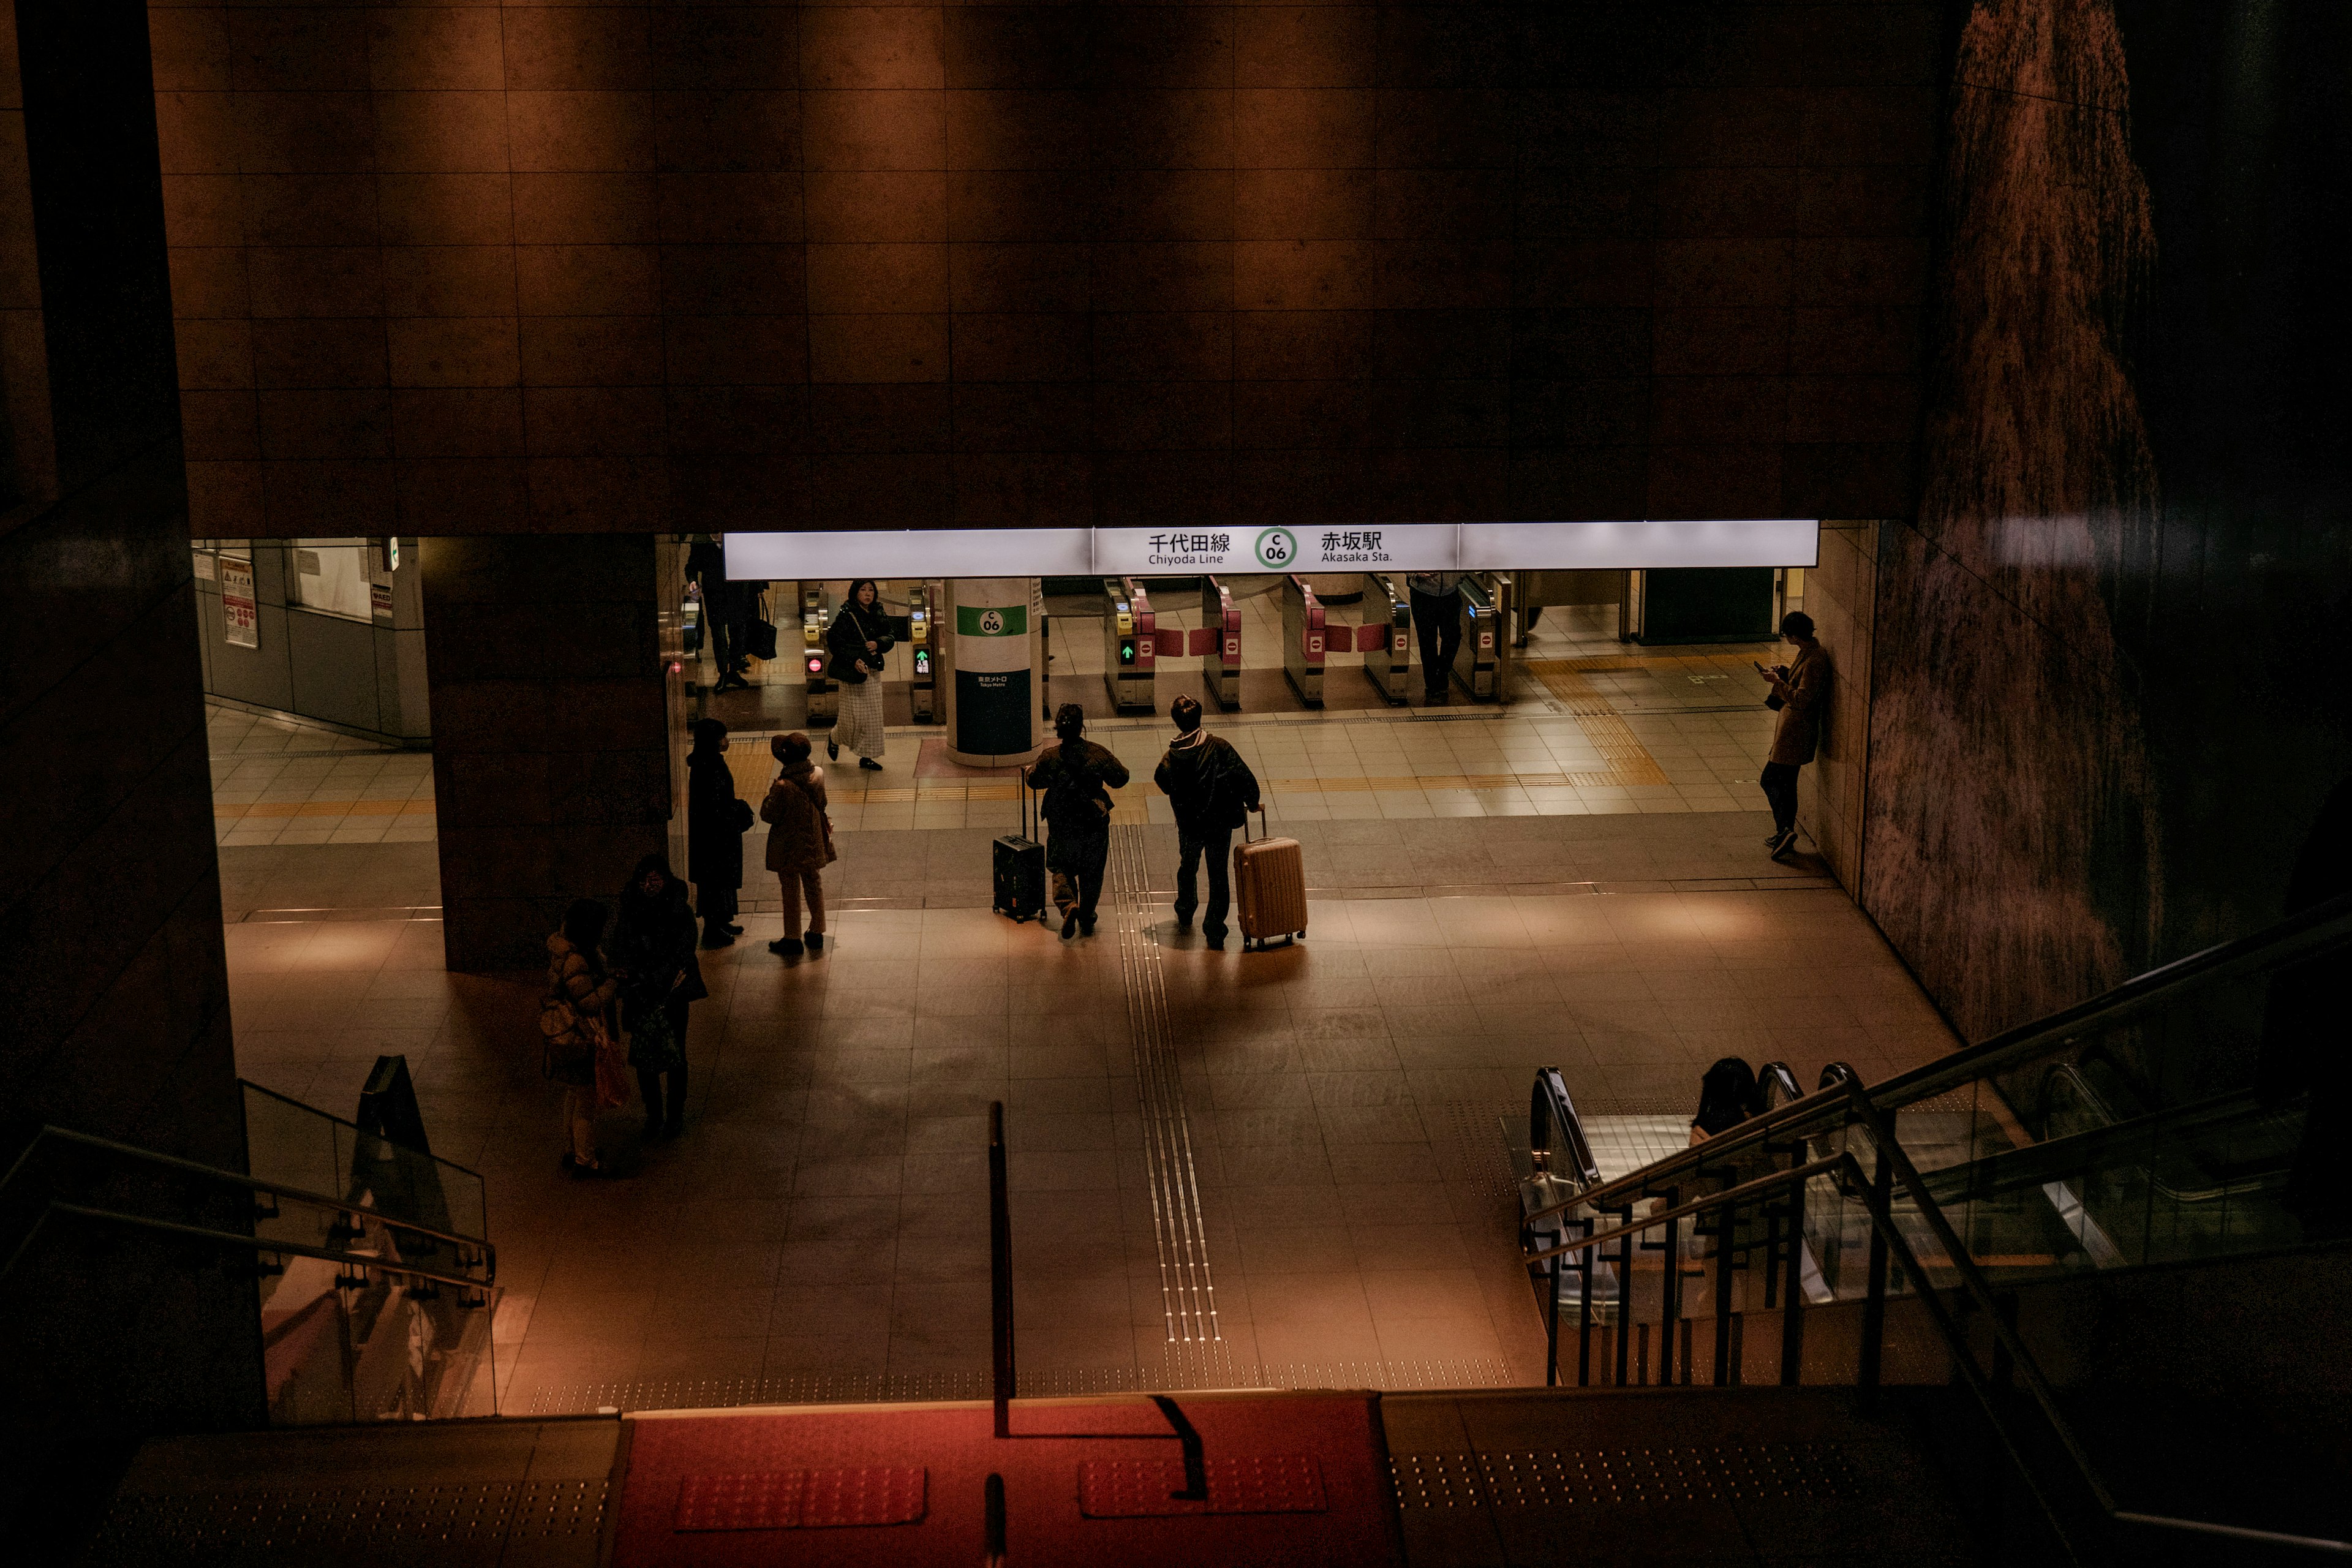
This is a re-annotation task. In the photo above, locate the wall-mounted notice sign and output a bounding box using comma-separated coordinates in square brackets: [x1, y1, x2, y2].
[219, 556, 260, 648]
[724, 520, 1818, 578]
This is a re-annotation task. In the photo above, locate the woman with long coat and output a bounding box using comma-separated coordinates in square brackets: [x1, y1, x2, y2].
[1027, 704, 1130, 938]
[761, 732, 835, 957]
[612, 854, 706, 1142]
[686, 718, 748, 948]
[826, 578, 889, 771]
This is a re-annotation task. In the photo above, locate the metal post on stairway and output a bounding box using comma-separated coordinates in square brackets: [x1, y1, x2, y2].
[990, 1101, 1015, 1438]
[1857, 1147, 1891, 1405]
[984, 1472, 1007, 1566]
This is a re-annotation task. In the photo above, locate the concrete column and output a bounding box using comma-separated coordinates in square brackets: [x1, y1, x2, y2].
[421, 535, 671, 970]
[943, 577, 1043, 766]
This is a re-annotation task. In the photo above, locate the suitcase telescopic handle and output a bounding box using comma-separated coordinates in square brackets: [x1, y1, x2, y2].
[1241, 795, 1267, 843]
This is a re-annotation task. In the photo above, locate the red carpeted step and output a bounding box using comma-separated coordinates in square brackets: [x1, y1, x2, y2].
[611, 1391, 1403, 1567]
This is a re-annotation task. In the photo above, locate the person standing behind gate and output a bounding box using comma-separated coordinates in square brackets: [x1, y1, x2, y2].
[686, 718, 749, 948]
[1407, 569, 1465, 704]
[761, 733, 835, 957]
[1755, 611, 1831, 861]
[1028, 704, 1129, 940]
[1153, 695, 1261, 950]
[826, 578, 890, 772]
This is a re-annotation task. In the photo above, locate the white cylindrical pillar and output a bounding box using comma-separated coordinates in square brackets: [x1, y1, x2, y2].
[943, 578, 1042, 766]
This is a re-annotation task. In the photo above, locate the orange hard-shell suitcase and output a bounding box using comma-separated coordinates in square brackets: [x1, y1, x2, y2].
[1232, 805, 1306, 951]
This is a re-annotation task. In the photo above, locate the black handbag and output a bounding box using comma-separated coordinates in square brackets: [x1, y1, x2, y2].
[748, 617, 778, 662]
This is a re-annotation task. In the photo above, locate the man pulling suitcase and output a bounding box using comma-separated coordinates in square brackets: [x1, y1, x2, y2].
[1153, 695, 1261, 949]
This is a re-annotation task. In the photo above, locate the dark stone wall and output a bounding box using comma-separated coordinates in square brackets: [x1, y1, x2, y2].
[147, 2, 1940, 536]
[0, 0, 262, 1534]
[1864, 0, 2352, 1085]
[422, 533, 670, 970]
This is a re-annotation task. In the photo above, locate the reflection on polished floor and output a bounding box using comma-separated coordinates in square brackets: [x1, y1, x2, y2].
[222, 823, 1953, 1420]
[205, 601, 1943, 1420]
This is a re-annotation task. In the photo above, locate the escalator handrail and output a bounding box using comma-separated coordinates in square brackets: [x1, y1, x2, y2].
[1528, 1067, 1601, 1190]
[1913, 1087, 2280, 1207]
[1524, 888, 2352, 1228]
[0, 1124, 496, 1276]
[1757, 1061, 1803, 1110]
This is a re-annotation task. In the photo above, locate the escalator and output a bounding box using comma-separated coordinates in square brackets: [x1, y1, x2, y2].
[1507, 892, 2352, 1561]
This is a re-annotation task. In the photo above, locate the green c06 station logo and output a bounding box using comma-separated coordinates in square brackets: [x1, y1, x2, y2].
[1254, 527, 1297, 570]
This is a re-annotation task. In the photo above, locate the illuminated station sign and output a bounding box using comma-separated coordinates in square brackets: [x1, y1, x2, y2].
[722, 521, 1819, 578]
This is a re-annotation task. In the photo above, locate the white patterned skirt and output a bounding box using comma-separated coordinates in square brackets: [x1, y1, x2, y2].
[834, 675, 886, 761]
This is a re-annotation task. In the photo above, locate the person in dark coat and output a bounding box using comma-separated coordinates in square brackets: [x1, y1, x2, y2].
[686, 718, 749, 948]
[1027, 704, 1130, 939]
[612, 854, 706, 1141]
[1153, 694, 1261, 949]
[685, 535, 728, 682]
[1688, 1058, 1763, 1146]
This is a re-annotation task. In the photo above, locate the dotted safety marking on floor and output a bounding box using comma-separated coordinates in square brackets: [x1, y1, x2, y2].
[1390, 1444, 1856, 1512]
[1389, 1453, 1490, 1510]
[517, 1356, 1525, 1417]
[86, 1479, 607, 1564]
[1109, 822, 1223, 1346]
[673, 1468, 927, 1531]
[1077, 1455, 1327, 1518]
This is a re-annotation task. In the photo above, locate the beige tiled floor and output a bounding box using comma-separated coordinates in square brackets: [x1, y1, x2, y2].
[209, 706, 435, 847]
[208, 605, 1918, 1415]
[224, 818, 1955, 1416]
[723, 702, 1781, 835]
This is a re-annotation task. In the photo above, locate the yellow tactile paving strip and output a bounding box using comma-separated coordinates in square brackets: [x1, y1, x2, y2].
[1518, 660, 1672, 788]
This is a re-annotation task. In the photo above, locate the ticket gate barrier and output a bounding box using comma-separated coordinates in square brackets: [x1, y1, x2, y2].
[907, 580, 938, 722]
[1282, 575, 1327, 706]
[1450, 573, 1511, 702]
[799, 582, 838, 723]
[1359, 573, 1412, 704]
[1105, 577, 1158, 713]
[1200, 576, 1242, 709]
[1511, 568, 1629, 646]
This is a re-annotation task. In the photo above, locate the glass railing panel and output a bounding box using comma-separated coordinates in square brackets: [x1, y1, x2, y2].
[260, 1250, 499, 1426]
[241, 1081, 489, 1250]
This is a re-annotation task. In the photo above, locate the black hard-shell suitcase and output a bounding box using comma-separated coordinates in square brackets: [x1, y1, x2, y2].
[992, 766, 1046, 922]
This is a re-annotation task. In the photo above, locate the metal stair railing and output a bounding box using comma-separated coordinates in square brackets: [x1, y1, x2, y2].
[0, 1125, 495, 1282]
[1521, 889, 2352, 1238]
[1519, 1069, 2352, 1563]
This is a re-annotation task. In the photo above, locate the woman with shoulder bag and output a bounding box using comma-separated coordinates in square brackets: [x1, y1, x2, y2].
[686, 718, 750, 948]
[761, 732, 838, 957]
[544, 899, 625, 1178]
[612, 854, 706, 1143]
[824, 578, 892, 772]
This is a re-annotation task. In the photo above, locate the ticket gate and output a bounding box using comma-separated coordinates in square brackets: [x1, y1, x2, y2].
[906, 580, 938, 722]
[1282, 575, 1327, 706]
[1511, 568, 1629, 646]
[799, 582, 837, 723]
[1200, 575, 1242, 709]
[1359, 572, 1412, 704]
[1450, 573, 1512, 701]
[1105, 577, 1158, 712]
